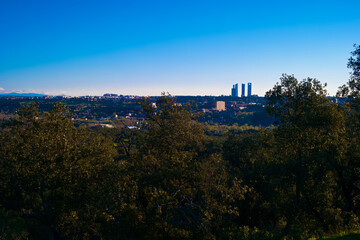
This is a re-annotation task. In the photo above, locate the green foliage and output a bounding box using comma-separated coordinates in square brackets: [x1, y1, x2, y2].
[224, 72, 359, 238]
[338, 44, 360, 98]
[266, 74, 329, 126]
[334, 45, 360, 220]
[0, 103, 119, 239]
[1, 45, 360, 239]
[265, 74, 353, 236]
[323, 233, 360, 240]
[125, 94, 248, 239]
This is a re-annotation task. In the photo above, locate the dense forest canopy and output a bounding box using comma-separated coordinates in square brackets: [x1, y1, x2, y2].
[1, 45, 360, 239]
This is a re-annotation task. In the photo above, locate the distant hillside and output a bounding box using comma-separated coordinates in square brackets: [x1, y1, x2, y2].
[0, 92, 49, 97]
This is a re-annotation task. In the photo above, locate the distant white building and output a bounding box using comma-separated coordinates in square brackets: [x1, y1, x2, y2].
[214, 101, 226, 111]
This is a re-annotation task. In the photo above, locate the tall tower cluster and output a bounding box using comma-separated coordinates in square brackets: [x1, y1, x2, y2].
[232, 82, 252, 97]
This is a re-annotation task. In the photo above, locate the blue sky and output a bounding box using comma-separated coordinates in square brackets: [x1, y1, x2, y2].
[0, 0, 360, 96]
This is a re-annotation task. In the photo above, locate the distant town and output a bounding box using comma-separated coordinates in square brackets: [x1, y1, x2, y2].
[0, 82, 342, 132]
[0, 83, 277, 132]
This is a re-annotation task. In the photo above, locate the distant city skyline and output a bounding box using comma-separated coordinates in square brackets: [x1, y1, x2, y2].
[231, 82, 252, 97]
[1, 1, 360, 96]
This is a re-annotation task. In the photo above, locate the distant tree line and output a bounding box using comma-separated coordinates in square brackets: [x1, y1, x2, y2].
[0, 45, 360, 239]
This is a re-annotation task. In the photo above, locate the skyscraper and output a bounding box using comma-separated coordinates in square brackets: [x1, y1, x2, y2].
[247, 83, 252, 97]
[241, 83, 245, 97]
[231, 83, 238, 97]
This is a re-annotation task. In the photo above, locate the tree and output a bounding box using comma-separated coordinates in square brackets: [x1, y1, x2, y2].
[335, 44, 360, 217]
[338, 44, 360, 98]
[265, 74, 347, 236]
[125, 94, 247, 239]
[265, 74, 329, 126]
[0, 103, 120, 239]
[223, 130, 278, 229]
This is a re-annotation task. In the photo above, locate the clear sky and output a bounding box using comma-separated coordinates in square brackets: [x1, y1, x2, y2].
[1, 0, 360, 96]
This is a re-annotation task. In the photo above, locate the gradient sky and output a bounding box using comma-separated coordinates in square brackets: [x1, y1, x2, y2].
[1, 0, 360, 96]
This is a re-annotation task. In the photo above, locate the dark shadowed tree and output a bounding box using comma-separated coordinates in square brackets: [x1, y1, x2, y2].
[335, 44, 360, 217]
[338, 44, 360, 98]
[0, 103, 120, 239]
[266, 74, 347, 236]
[126, 94, 247, 239]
